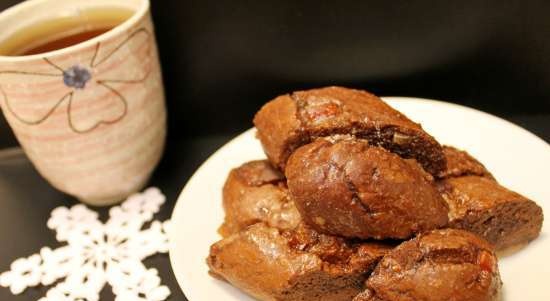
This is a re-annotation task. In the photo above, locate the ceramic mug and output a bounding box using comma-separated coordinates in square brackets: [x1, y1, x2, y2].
[0, 0, 166, 205]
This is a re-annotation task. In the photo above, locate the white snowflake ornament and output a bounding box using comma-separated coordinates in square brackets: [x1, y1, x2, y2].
[0, 187, 171, 301]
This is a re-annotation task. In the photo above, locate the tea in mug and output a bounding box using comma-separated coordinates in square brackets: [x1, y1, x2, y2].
[0, 7, 134, 56]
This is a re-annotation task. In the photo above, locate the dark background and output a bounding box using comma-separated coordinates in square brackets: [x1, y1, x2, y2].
[0, 1, 549, 301]
[0, 0, 549, 146]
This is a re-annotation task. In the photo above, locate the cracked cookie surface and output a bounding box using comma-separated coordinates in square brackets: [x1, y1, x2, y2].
[286, 138, 448, 239]
[353, 229, 502, 301]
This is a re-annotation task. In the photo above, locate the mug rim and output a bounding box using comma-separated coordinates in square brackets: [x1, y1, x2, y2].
[0, 0, 149, 62]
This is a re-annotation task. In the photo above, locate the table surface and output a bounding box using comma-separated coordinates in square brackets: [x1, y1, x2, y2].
[0, 134, 234, 301]
[0, 113, 549, 301]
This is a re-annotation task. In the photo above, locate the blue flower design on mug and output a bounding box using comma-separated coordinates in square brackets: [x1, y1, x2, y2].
[0, 28, 152, 133]
[63, 65, 92, 89]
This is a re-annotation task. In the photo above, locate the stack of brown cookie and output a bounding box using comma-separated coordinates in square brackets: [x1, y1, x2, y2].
[207, 87, 543, 301]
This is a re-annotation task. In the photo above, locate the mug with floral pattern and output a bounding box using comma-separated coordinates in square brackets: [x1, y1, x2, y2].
[0, 0, 166, 205]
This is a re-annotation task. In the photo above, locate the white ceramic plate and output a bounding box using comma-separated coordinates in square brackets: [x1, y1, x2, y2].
[169, 97, 550, 301]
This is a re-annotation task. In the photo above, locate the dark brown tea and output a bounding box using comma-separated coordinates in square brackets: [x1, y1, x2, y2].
[22, 28, 111, 55]
[0, 7, 134, 56]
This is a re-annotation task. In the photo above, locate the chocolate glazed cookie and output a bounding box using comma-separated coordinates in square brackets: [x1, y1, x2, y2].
[439, 175, 544, 250]
[220, 160, 301, 237]
[354, 229, 502, 301]
[208, 223, 392, 301]
[437, 146, 544, 250]
[253, 86, 446, 175]
[285, 137, 449, 239]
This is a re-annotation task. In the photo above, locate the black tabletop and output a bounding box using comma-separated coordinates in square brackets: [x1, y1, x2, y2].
[0, 134, 234, 301]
